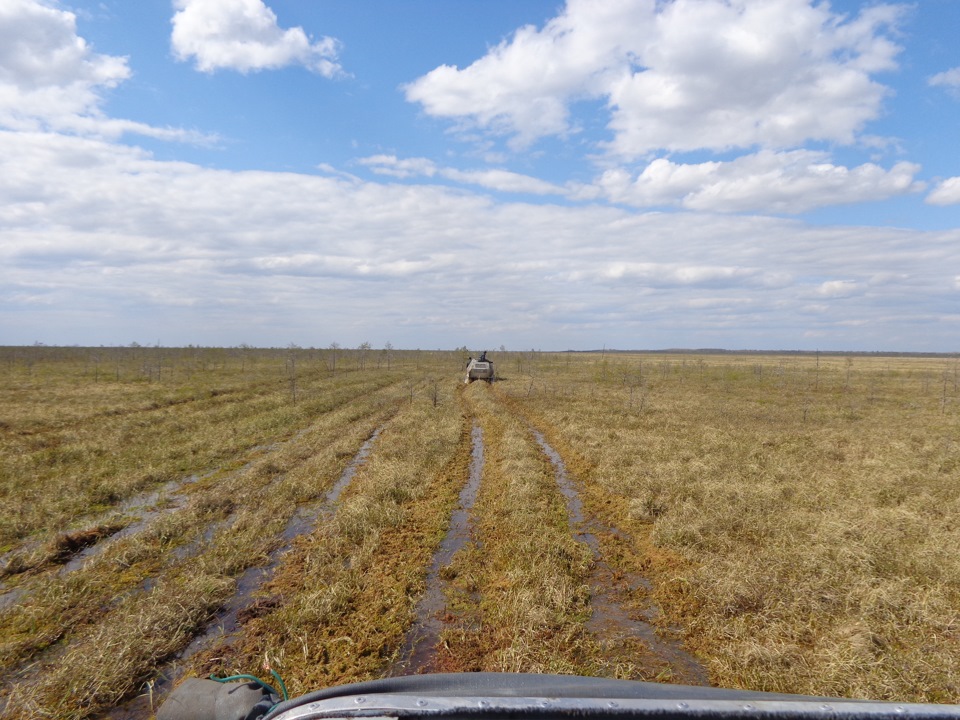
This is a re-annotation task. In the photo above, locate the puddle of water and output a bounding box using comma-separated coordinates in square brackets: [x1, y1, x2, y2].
[59, 495, 192, 575]
[391, 424, 483, 675]
[531, 430, 709, 686]
[98, 427, 385, 719]
[0, 477, 206, 609]
[0, 586, 25, 611]
[532, 432, 600, 553]
[0, 478, 189, 580]
[3, 425, 316, 588]
[170, 518, 230, 562]
[178, 564, 272, 661]
[323, 427, 382, 509]
[0, 417, 331, 581]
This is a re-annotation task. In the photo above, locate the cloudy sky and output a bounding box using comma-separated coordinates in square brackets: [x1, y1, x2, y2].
[2, 0, 959, 351]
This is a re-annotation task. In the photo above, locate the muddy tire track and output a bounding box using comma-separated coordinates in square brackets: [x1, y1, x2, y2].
[430, 383, 592, 673]
[0, 477, 195, 588]
[531, 429, 709, 685]
[389, 422, 484, 675]
[96, 426, 389, 719]
[0, 378, 405, 602]
[0, 386, 406, 719]
[0, 372, 400, 557]
[0, 407, 382, 675]
[178, 386, 469, 699]
[493, 385, 709, 684]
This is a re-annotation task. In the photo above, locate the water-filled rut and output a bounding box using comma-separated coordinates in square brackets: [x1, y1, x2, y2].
[0, 474, 202, 607]
[0, 432, 316, 604]
[532, 429, 709, 685]
[182, 427, 383, 657]
[99, 427, 386, 719]
[391, 423, 484, 675]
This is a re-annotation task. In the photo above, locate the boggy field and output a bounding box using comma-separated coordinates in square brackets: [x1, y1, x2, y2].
[0, 346, 958, 718]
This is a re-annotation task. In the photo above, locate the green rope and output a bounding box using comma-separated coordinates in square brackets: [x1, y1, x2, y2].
[268, 668, 289, 702]
[209, 673, 288, 701]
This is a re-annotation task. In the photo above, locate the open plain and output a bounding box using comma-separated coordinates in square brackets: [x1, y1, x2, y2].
[0, 346, 957, 718]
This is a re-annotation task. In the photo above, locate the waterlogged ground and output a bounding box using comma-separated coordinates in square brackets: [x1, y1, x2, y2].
[0, 348, 958, 717]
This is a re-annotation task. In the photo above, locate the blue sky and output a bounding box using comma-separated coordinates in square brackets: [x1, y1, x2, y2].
[1, 0, 959, 351]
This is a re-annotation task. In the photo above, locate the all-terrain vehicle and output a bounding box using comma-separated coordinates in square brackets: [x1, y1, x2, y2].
[464, 351, 495, 383]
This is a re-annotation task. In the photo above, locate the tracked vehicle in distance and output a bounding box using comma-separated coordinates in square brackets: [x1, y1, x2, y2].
[464, 351, 494, 383]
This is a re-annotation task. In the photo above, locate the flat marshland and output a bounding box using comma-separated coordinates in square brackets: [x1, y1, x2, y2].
[0, 347, 957, 717]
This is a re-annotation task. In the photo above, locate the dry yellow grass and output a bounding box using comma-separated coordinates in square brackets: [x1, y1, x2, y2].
[191, 375, 468, 698]
[498, 352, 960, 702]
[0, 347, 447, 718]
[1, 347, 957, 716]
[0, 349, 404, 553]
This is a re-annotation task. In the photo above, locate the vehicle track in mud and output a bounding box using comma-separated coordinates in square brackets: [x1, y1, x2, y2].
[1, 372, 400, 580]
[531, 429, 708, 685]
[175, 379, 469, 697]
[0, 370, 399, 556]
[389, 382, 707, 683]
[99, 426, 389, 719]
[0, 471, 210, 606]
[390, 422, 484, 676]
[0, 377, 410, 720]
[2, 374, 710, 719]
[0, 395, 396, 662]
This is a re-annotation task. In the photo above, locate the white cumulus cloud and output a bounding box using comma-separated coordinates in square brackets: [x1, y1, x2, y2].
[598, 150, 923, 213]
[929, 66, 960, 96]
[0, 0, 211, 141]
[405, 0, 904, 157]
[0, 0, 124, 127]
[926, 177, 960, 206]
[171, 0, 343, 76]
[605, 1, 903, 157]
[405, 0, 645, 148]
[359, 155, 566, 195]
